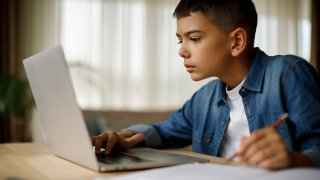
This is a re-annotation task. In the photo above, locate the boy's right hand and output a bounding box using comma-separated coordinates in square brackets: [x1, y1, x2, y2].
[91, 130, 144, 155]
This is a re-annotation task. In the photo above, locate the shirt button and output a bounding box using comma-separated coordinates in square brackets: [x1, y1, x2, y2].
[246, 108, 251, 114]
[206, 137, 212, 143]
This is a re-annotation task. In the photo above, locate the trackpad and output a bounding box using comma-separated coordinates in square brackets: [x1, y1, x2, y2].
[96, 151, 151, 164]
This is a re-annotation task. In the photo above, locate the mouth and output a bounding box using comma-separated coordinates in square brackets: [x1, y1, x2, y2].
[184, 64, 196, 73]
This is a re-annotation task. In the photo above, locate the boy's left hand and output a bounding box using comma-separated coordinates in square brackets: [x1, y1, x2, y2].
[237, 127, 290, 169]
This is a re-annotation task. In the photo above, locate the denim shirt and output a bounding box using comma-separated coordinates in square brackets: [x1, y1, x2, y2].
[127, 48, 320, 166]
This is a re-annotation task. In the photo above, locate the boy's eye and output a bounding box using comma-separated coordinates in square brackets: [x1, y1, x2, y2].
[177, 40, 183, 44]
[191, 37, 200, 42]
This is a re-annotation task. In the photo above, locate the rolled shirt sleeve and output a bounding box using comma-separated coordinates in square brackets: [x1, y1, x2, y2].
[303, 148, 320, 166]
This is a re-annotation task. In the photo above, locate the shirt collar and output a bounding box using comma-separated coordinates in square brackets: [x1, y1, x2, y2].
[215, 48, 268, 105]
[215, 81, 227, 105]
[242, 47, 268, 93]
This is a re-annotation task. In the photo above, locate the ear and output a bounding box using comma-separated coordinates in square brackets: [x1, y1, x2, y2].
[229, 28, 247, 57]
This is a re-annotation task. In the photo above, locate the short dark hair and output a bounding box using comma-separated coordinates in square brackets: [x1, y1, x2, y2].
[173, 0, 257, 48]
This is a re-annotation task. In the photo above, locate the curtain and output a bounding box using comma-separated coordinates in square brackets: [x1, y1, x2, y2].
[253, 0, 311, 61]
[60, 0, 210, 111]
[59, 0, 312, 111]
[0, 0, 59, 142]
[311, 0, 320, 74]
[0, 0, 18, 142]
[0, 0, 313, 111]
[1, 0, 314, 142]
[17, 0, 60, 61]
[0, 1, 18, 77]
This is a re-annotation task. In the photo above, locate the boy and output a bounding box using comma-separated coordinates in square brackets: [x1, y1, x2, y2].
[92, 0, 320, 169]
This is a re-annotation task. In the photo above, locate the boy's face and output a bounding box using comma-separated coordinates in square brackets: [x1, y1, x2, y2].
[176, 12, 232, 81]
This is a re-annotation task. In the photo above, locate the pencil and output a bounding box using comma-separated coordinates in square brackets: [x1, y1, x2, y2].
[226, 113, 288, 162]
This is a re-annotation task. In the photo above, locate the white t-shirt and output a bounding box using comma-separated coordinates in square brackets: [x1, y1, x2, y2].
[220, 79, 250, 159]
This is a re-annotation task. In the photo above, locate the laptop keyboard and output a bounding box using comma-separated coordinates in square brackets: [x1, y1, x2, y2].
[97, 152, 151, 164]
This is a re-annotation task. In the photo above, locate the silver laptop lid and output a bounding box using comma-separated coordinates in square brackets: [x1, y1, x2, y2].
[23, 46, 99, 171]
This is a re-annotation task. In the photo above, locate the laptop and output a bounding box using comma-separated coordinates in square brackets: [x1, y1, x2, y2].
[23, 46, 208, 172]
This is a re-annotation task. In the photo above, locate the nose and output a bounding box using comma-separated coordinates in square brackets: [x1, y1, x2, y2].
[178, 45, 190, 59]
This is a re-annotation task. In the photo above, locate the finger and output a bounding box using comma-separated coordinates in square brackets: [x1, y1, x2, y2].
[104, 132, 119, 155]
[242, 132, 275, 162]
[246, 146, 275, 166]
[118, 130, 136, 138]
[259, 152, 289, 170]
[258, 141, 289, 169]
[243, 129, 287, 167]
[120, 133, 144, 149]
[238, 128, 270, 156]
[95, 133, 108, 154]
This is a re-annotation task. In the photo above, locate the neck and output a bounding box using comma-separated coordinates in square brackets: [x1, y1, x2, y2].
[220, 49, 255, 89]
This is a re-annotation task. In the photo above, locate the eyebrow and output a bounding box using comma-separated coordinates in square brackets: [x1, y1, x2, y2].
[176, 30, 203, 37]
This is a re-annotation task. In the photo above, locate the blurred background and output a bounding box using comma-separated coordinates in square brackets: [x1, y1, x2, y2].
[1, 0, 319, 143]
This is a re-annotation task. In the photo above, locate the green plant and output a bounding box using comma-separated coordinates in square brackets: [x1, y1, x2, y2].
[0, 76, 35, 141]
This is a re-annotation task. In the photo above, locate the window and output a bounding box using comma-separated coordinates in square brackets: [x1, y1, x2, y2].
[58, 0, 311, 110]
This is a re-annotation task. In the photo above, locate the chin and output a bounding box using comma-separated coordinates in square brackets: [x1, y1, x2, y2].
[190, 75, 206, 81]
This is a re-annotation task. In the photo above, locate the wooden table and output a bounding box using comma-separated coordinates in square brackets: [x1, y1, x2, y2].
[0, 143, 230, 179]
